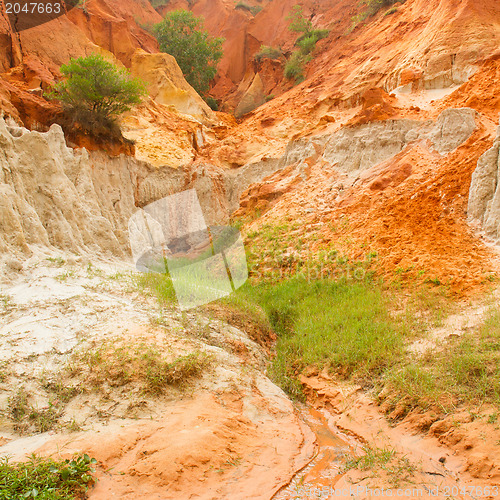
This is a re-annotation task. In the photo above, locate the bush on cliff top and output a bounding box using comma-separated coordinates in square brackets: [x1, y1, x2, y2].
[49, 53, 146, 134]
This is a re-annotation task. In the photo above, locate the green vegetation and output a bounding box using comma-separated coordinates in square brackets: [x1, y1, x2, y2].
[254, 45, 283, 62]
[48, 53, 146, 134]
[7, 387, 62, 434]
[344, 446, 418, 487]
[350, 0, 404, 32]
[137, 218, 500, 415]
[204, 95, 219, 111]
[0, 453, 96, 499]
[140, 260, 409, 401]
[287, 4, 313, 35]
[284, 51, 312, 83]
[226, 278, 408, 399]
[284, 5, 329, 84]
[153, 10, 224, 96]
[235, 2, 262, 15]
[386, 306, 500, 409]
[0, 294, 13, 314]
[344, 446, 395, 471]
[72, 339, 212, 395]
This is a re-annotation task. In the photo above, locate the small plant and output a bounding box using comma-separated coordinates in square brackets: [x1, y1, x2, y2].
[297, 35, 318, 55]
[235, 2, 262, 15]
[56, 270, 75, 282]
[284, 51, 311, 83]
[287, 5, 313, 35]
[344, 446, 417, 486]
[0, 453, 97, 499]
[7, 387, 63, 434]
[344, 446, 395, 471]
[46, 256, 66, 267]
[254, 45, 283, 62]
[75, 0, 88, 13]
[72, 339, 212, 395]
[235, 1, 261, 15]
[0, 294, 14, 313]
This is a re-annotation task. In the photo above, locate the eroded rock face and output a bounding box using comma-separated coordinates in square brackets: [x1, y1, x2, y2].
[66, 0, 161, 68]
[0, 117, 282, 262]
[468, 119, 500, 240]
[0, 118, 132, 257]
[282, 108, 477, 173]
[130, 49, 215, 121]
[234, 108, 479, 219]
[235, 73, 266, 118]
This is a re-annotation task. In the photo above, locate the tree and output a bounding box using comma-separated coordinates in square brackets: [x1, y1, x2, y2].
[153, 10, 224, 96]
[286, 5, 313, 36]
[49, 53, 146, 132]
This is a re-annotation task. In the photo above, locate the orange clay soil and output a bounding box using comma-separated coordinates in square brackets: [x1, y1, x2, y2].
[239, 113, 499, 295]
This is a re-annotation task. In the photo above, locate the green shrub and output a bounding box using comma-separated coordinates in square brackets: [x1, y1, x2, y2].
[154, 10, 224, 96]
[204, 95, 219, 111]
[297, 35, 318, 55]
[0, 454, 96, 499]
[285, 5, 329, 82]
[310, 28, 330, 40]
[48, 53, 146, 134]
[254, 45, 283, 62]
[284, 50, 311, 83]
[296, 29, 329, 55]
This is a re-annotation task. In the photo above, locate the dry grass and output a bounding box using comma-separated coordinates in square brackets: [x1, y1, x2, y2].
[70, 339, 212, 395]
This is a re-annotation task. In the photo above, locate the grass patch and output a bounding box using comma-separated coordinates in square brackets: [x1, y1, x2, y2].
[284, 50, 311, 83]
[135, 218, 494, 414]
[235, 2, 261, 15]
[344, 446, 418, 487]
[0, 453, 96, 499]
[254, 45, 283, 62]
[133, 271, 177, 304]
[386, 305, 500, 410]
[345, 446, 395, 471]
[238, 279, 407, 399]
[71, 340, 212, 395]
[6, 387, 63, 434]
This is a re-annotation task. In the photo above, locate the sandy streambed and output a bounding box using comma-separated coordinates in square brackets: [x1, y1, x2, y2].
[0, 255, 499, 499]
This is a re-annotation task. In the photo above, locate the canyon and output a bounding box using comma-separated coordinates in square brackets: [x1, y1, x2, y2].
[1, 0, 500, 497]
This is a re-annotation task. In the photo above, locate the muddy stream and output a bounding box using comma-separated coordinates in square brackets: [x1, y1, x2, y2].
[273, 407, 356, 499]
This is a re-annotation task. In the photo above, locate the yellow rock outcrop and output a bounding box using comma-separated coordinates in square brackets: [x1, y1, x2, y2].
[130, 49, 215, 122]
